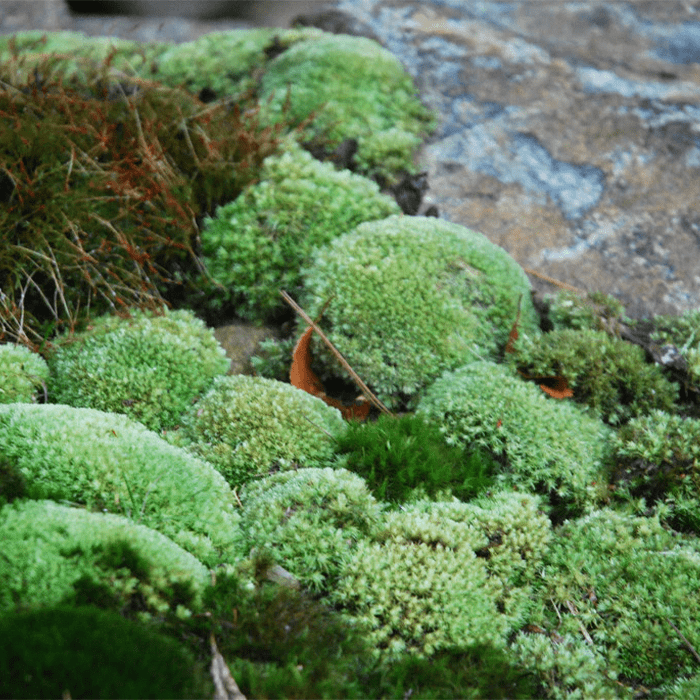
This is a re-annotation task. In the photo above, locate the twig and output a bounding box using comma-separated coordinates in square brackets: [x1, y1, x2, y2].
[523, 267, 587, 294]
[666, 618, 700, 664]
[565, 599, 594, 645]
[280, 290, 394, 416]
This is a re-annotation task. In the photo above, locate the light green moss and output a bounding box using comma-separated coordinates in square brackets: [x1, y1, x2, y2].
[649, 307, 700, 392]
[546, 290, 627, 332]
[47, 307, 229, 431]
[329, 523, 507, 660]
[150, 28, 323, 98]
[0, 499, 209, 618]
[509, 328, 677, 425]
[199, 140, 400, 322]
[534, 508, 700, 690]
[510, 632, 626, 700]
[300, 215, 540, 409]
[0, 344, 48, 404]
[0, 403, 242, 565]
[259, 34, 435, 180]
[416, 361, 611, 513]
[169, 375, 345, 489]
[238, 467, 383, 593]
[377, 491, 551, 631]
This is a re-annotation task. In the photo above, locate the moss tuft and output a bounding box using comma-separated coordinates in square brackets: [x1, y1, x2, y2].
[0, 343, 48, 404]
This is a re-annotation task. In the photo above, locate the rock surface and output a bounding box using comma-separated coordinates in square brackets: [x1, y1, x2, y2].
[3, 0, 699, 324]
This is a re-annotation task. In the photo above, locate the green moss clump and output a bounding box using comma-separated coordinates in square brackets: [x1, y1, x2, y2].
[333, 413, 496, 504]
[300, 215, 540, 410]
[546, 290, 628, 332]
[170, 375, 345, 489]
[238, 467, 382, 593]
[199, 140, 400, 322]
[417, 361, 611, 515]
[47, 308, 229, 431]
[250, 335, 296, 381]
[510, 328, 678, 425]
[0, 605, 212, 700]
[0, 403, 242, 565]
[533, 509, 700, 690]
[150, 28, 323, 98]
[0, 343, 48, 403]
[259, 34, 435, 180]
[611, 410, 700, 529]
[0, 499, 209, 618]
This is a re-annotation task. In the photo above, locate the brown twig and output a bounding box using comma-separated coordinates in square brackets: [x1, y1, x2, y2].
[666, 618, 700, 664]
[523, 267, 587, 294]
[280, 290, 394, 417]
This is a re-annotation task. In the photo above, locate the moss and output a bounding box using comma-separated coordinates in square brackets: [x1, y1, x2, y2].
[416, 361, 612, 515]
[510, 328, 678, 425]
[546, 289, 628, 332]
[47, 307, 229, 431]
[238, 467, 382, 593]
[150, 27, 323, 98]
[250, 335, 296, 382]
[0, 499, 209, 618]
[198, 140, 400, 322]
[0, 604, 212, 699]
[510, 631, 627, 700]
[0, 403, 242, 565]
[611, 410, 700, 523]
[0, 343, 48, 403]
[377, 492, 551, 631]
[300, 215, 540, 410]
[333, 413, 496, 504]
[169, 374, 345, 489]
[329, 526, 507, 660]
[534, 508, 700, 690]
[259, 34, 435, 181]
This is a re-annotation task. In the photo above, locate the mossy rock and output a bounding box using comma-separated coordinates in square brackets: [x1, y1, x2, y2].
[47, 308, 230, 432]
[199, 140, 400, 322]
[0, 499, 209, 617]
[0, 343, 48, 404]
[169, 374, 345, 490]
[300, 215, 540, 410]
[0, 605, 211, 699]
[0, 403, 242, 565]
[417, 361, 611, 515]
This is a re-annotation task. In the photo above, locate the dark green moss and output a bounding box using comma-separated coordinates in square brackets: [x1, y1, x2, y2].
[334, 413, 496, 504]
[0, 605, 212, 699]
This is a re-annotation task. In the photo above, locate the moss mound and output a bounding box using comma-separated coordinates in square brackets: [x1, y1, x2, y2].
[0, 343, 48, 403]
[47, 307, 229, 431]
[0, 604, 211, 699]
[0, 403, 242, 565]
[199, 140, 400, 322]
[300, 215, 540, 409]
[417, 361, 611, 515]
[0, 499, 209, 617]
[170, 374, 345, 489]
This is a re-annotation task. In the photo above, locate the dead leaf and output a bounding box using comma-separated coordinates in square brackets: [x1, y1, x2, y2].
[538, 376, 574, 399]
[504, 294, 523, 355]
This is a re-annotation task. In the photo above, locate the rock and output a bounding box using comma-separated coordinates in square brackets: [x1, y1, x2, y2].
[331, 0, 700, 320]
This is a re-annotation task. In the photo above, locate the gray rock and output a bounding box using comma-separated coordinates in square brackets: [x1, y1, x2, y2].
[333, 0, 700, 319]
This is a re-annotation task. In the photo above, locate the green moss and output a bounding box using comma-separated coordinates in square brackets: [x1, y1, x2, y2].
[417, 361, 612, 515]
[0, 343, 48, 403]
[47, 308, 229, 431]
[534, 508, 700, 690]
[611, 410, 700, 524]
[0, 499, 209, 617]
[510, 328, 677, 425]
[0, 604, 212, 699]
[259, 34, 435, 180]
[300, 215, 540, 410]
[510, 631, 626, 700]
[333, 413, 496, 504]
[238, 467, 382, 592]
[199, 140, 400, 322]
[546, 290, 628, 332]
[250, 335, 296, 382]
[0, 403, 242, 565]
[169, 374, 345, 489]
[150, 28, 323, 98]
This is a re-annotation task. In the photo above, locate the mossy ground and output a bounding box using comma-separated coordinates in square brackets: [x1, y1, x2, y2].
[1, 29, 700, 700]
